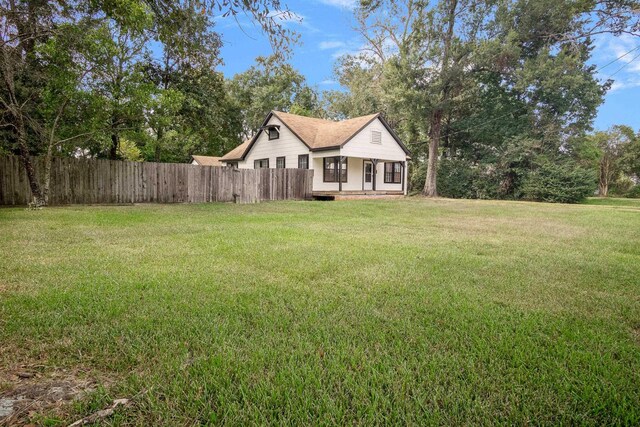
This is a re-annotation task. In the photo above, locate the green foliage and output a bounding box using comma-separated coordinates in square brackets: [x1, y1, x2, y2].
[118, 138, 143, 161]
[228, 55, 323, 135]
[521, 158, 596, 203]
[624, 185, 640, 199]
[0, 0, 299, 201]
[437, 158, 477, 199]
[329, 0, 639, 200]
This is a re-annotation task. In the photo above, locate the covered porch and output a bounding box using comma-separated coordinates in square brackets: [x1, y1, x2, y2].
[311, 152, 409, 197]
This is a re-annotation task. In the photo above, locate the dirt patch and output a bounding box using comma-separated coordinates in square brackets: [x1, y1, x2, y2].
[0, 367, 97, 425]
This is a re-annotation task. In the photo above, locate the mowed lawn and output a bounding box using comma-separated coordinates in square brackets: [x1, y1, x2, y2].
[1, 198, 639, 425]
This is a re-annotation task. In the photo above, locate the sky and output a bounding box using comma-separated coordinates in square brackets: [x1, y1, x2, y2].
[216, 0, 639, 132]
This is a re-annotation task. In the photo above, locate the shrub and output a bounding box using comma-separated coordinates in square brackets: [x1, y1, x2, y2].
[521, 159, 597, 203]
[624, 184, 640, 198]
[437, 158, 476, 198]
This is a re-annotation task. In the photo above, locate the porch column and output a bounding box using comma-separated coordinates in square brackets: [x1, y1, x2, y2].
[338, 156, 346, 192]
[401, 161, 406, 195]
[371, 159, 379, 191]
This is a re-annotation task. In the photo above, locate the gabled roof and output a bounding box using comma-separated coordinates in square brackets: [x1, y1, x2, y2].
[220, 111, 410, 161]
[220, 140, 251, 162]
[191, 155, 223, 166]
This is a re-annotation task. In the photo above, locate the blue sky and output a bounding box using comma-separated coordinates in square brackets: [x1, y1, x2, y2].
[216, 0, 639, 131]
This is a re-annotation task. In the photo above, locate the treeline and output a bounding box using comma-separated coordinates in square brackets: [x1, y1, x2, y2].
[323, 0, 640, 202]
[1, 0, 318, 205]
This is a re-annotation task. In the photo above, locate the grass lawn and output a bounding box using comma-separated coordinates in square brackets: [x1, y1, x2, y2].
[583, 196, 640, 207]
[1, 198, 639, 425]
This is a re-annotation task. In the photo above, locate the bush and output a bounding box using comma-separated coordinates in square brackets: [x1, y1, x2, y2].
[521, 159, 597, 203]
[437, 158, 476, 198]
[624, 185, 640, 198]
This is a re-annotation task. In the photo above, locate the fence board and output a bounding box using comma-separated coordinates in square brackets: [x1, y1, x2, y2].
[0, 155, 313, 206]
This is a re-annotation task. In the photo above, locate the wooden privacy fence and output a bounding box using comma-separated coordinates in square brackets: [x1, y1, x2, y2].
[0, 156, 314, 205]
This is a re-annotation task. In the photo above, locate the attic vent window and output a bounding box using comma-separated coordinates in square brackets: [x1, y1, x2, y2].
[371, 130, 382, 144]
[268, 127, 280, 140]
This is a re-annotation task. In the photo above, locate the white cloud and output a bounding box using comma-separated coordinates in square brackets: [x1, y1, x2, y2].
[319, 79, 338, 85]
[317, 0, 358, 9]
[594, 34, 640, 78]
[608, 77, 640, 92]
[319, 41, 346, 50]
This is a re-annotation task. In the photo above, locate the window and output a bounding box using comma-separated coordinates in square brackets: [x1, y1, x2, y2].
[276, 156, 286, 169]
[254, 158, 269, 169]
[371, 130, 382, 144]
[323, 157, 347, 183]
[227, 162, 238, 169]
[268, 127, 280, 140]
[384, 162, 402, 183]
[298, 154, 309, 169]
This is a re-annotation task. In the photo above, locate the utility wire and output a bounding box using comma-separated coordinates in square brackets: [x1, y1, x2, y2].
[595, 45, 640, 73]
[604, 49, 640, 79]
[416, 45, 640, 143]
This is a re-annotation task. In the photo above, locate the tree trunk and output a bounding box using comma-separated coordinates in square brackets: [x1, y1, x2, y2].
[599, 157, 610, 197]
[15, 115, 45, 206]
[422, 0, 457, 198]
[42, 139, 55, 205]
[155, 126, 163, 162]
[110, 132, 119, 160]
[423, 109, 442, 197]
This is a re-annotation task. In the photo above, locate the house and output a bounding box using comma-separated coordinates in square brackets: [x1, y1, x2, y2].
[220, 111, 410, 197]
[190, 155, 223, 167]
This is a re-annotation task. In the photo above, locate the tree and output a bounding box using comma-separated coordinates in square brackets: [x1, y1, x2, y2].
[228, 55, 322, 137]
[85, 21, 153, 160]
[344, 0, 640, 199]
[0, 0, 296, 206]
[588, 126, 637, 196]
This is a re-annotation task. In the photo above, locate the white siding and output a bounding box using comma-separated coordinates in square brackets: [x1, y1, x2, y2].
[223, 115, 408, 193]
[340, 118, 406, 162]
[233, 117, 311, 169]
[375, 161, 404, 191]
[312, 156, 365, 191]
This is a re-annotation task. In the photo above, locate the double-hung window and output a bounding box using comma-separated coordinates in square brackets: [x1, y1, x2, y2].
[384, 162, 402, 183]
[276, 156, 286, 169]
[254, 158, 269, 169]
[323, 157, 347, 183]
[298, 154, 309, 169]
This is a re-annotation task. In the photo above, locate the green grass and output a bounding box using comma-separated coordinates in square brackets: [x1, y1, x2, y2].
[1, 198, 639, 425]
[583, 196, 640, 207]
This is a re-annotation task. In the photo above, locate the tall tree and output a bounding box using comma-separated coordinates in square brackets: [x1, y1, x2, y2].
[0, 0, 296, 206]
[343, 0, 640, 198]
[228, 55, 323, 137]
[589, 125, 637, 196]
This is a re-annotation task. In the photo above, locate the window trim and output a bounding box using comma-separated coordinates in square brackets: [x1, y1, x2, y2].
[268, 127, 280, 140]
[323, 157, 348, 183]
[298, 154, 309, 169]
[276, 156, 286, 169]
[384, 162, 402, 184]
[254, 158, 269, 169]
[227, 161, 238, 169]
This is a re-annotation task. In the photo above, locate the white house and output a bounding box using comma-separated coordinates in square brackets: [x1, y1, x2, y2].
[220, 111, 411, 196]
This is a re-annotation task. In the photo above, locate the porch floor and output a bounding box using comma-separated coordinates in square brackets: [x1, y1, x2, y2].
[312, 190, 405, 200]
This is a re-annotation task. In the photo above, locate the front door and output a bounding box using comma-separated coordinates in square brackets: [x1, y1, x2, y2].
[363, 161, 373, 191]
